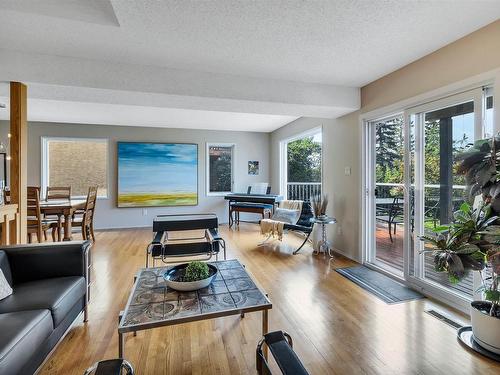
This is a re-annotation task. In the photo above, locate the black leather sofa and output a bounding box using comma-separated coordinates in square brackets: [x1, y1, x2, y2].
[0, 241, 91, 375]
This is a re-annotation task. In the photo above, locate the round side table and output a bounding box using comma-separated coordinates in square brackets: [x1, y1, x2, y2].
[310, 216, 337, 257]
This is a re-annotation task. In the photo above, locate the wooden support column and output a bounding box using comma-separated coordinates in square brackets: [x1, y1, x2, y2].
[9, 82, 28, 244]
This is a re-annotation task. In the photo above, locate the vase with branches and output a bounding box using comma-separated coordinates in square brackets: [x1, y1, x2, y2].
[311, 194, 328, 218]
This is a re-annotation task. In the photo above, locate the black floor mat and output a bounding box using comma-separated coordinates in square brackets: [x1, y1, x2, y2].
[336, 266, 424, 304]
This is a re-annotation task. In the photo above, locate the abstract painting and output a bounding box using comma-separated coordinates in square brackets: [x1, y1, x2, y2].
[117, 142, 198, 207]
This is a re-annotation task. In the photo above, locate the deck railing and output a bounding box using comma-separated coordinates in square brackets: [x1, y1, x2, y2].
[287, 182, 321, 201]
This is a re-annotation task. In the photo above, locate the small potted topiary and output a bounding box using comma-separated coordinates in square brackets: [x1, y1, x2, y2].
[163, 261, 218, 292]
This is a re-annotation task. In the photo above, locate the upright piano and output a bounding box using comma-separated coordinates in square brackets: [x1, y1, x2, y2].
[224, 193, 283, 227]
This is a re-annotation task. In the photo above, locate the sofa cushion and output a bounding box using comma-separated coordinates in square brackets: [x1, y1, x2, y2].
[0, 251, 12, 286]
[0, 276, 86, 327]
[0, 269, 12, 301]
[0, 309, 53, 375]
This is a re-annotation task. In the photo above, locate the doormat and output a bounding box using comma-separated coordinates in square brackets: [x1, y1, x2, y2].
[336, 266, 424, 304]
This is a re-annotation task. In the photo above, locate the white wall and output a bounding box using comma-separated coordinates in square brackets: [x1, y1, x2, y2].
[0, 121, 270, 229]
[270, 115, 361, 261]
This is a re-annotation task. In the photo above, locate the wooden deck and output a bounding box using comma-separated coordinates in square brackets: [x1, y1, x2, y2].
[375, 223, 473, 297]
[375, 223, 404, 270]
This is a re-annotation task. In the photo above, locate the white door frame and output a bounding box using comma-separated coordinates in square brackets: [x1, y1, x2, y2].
[362, 86, 488, 314]
[363, 114, 405, 278]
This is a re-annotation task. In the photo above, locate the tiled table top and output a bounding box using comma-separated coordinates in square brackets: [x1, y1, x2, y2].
[119, 259, 271, 332]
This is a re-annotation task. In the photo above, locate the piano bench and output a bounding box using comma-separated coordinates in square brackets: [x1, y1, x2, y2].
[230, 203, 273, 227]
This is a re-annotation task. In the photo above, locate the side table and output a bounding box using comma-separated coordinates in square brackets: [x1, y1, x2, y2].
[310, 216, 337, 257]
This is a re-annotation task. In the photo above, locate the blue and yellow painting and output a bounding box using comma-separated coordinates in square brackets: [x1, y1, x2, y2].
[117, 142, 198, 207]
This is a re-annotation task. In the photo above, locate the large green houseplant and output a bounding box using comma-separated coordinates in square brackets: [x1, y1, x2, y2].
[421, 136, 500, 354]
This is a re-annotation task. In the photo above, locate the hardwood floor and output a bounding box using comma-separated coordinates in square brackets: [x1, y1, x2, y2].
[39, 224, 499, 375]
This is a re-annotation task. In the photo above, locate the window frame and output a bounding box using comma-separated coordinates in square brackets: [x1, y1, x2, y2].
[206, 142, 236, 196]
[278, 126, 323, 199]
[41, 136, 109, 199]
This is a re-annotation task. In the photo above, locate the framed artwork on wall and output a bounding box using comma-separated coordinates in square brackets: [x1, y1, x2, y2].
[117, 142, 198, 207]
[248, 161, 259, 175]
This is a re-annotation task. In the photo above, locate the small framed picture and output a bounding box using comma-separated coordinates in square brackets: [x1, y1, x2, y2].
[248, 161, 259, 175]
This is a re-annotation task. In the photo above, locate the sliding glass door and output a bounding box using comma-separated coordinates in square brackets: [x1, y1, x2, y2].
[408, 88, 483, 302]
[366, 87, 490, 307]
[367, 115, 406, 275]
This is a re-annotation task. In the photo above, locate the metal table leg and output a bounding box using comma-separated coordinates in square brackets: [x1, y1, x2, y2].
[262, 309, 269, 360]
[118, 331, 124, 358]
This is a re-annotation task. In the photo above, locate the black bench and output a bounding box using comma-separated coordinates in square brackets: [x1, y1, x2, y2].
[256, 331, 309, 375]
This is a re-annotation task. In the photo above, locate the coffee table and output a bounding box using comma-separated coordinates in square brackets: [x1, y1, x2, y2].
[118, 259, 272, 358]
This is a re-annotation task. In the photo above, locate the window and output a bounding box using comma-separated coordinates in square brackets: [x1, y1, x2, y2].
[42, 137, 108, 198]
[280, 128, 322, 201]
[206, 144, 234, 195]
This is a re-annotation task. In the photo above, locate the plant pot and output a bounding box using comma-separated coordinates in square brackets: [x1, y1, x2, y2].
[163, 263, 218, 292]
[470, 301, 500, 354]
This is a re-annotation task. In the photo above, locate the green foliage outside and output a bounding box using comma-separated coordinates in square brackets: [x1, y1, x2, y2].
[210, 150, 232, 192]
[287, 137, 321, 182]
[375, 118, 471, 188]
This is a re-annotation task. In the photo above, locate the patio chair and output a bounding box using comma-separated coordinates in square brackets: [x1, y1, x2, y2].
[376, 197, 403, 242]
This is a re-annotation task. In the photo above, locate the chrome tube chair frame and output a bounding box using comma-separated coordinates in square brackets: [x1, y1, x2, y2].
[145, 214, 226, 267]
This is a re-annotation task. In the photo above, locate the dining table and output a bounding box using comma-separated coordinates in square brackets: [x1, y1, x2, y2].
[39, 199, 86, 241]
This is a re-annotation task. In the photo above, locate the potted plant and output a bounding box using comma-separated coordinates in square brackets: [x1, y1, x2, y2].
[421, 136, 500, 354]
[163, 261, 218, 292]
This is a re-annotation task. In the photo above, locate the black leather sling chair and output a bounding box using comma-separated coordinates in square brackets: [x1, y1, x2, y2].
[146, 214, 226, 267]
[256, 331, 309, 375]
[281, 202, 314, 255]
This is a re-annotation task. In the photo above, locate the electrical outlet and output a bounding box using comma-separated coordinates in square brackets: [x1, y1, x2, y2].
[142, 208, 147, 216]
[344, 167, 351, 176]
[337, 225, 342, 235]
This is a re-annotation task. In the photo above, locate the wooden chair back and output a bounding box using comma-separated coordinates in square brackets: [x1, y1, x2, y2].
[46, 186, 71, 200]
[83, 186, 98, 226]
[27, 186, 43, 228]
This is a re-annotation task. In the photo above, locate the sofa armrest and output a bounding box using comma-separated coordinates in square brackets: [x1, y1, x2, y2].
[1, 241, 91, 285]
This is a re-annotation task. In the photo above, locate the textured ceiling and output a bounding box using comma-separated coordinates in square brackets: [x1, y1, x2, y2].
[0, 1, 498, 86]
[0, 1, 498, 131]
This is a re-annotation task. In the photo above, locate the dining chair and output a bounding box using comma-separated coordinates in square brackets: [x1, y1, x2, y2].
[27, 186, 57, 243]
[45, 186, 72, 241]
[72, 186, 98, 242]
[3, 188, 10, 204]
[46, 186, 72, 200]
